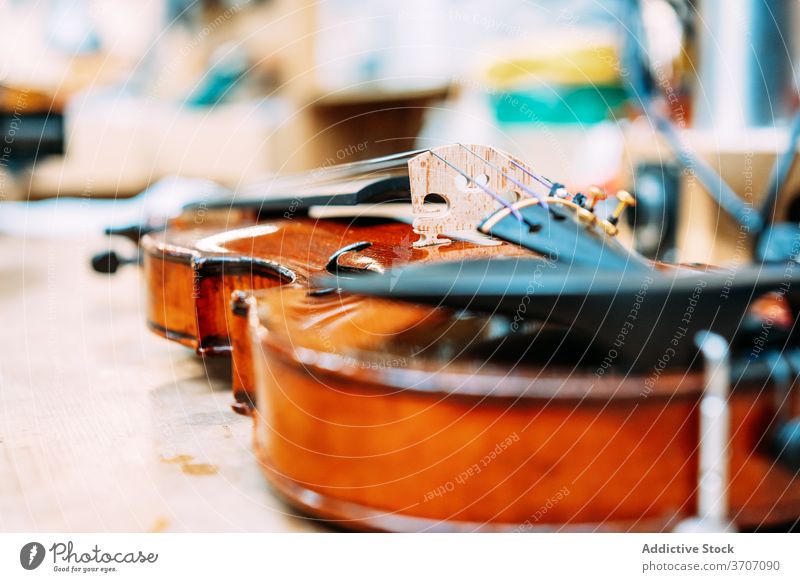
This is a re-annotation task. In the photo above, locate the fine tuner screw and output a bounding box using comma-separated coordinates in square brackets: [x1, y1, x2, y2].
[587, 186, 608, 211]
[607, 190, 635, 226]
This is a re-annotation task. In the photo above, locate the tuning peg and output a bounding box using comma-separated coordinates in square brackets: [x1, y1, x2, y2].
[608, 190, 636, 226]
[587, 186, 608, 211]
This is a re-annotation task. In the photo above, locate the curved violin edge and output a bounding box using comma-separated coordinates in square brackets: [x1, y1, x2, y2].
[255, 452, 683, 533]
[140, 229, 299, 359]
[245, 285, 800, 532]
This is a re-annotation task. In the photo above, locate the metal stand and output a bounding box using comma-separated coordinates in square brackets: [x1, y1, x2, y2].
[674, 331, 736, 533]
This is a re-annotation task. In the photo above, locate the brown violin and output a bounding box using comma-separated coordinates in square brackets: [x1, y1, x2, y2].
[139, 146, 534, 409]
[129, 144, 800, 532]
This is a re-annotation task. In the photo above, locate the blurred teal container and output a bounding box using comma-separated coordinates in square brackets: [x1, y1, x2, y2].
[492, 85, 628, 125]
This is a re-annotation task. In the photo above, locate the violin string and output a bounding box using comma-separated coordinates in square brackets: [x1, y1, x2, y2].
[498, 152, 554, 190]
[240, 145, 557, 226]
[307, 149, 423, 181]
[456, 143, 549, 208]
[239, 149, 422, 200]
[428, 150, 524, 221]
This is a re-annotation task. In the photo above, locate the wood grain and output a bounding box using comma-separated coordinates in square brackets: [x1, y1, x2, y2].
[0, 236, 325, 532]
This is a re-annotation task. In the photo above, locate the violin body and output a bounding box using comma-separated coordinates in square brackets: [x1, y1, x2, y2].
[246, 286, 800, 531]
[125, 144, 800, 531]
[141, 214, 530, 408]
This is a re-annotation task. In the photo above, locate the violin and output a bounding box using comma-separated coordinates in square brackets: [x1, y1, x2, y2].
[138, 146, 534, 409]
[118, 144, 800, 531]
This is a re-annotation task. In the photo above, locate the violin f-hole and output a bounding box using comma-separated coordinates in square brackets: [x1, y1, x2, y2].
[325, 241, 374, 276]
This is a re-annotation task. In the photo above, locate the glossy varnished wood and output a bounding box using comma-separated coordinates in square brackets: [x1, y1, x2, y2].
[135, 190, 800, 532]
[141, 216, 532, 404]
[247, 287, 800, 531]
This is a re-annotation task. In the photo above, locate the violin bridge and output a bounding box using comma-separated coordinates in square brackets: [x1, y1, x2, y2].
[408, 144, 540, 247]
[413, 231, 452, 247]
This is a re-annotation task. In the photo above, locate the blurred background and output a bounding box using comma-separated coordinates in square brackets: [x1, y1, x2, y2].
[1, 0, 800, 263]
[0, 0, 634, 191]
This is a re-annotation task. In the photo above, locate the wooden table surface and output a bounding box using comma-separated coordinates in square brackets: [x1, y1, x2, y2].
[0, 234, 328, 532]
